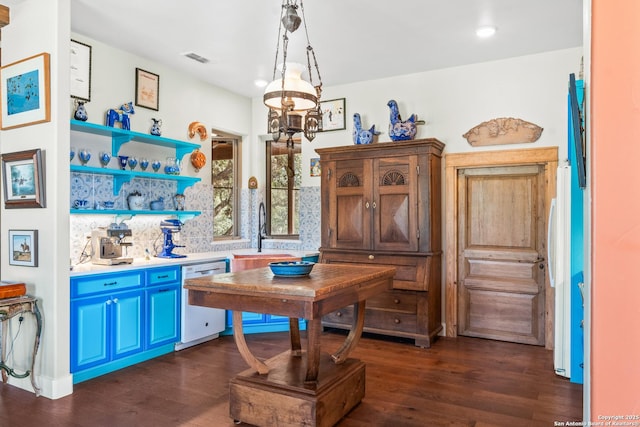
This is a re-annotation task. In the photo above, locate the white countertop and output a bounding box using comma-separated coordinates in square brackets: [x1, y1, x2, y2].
[69, 248, 320, 277]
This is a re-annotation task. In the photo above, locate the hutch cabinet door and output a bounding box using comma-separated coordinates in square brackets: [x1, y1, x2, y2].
[326, 158, 373, 250]
[373, 155, 419, 252]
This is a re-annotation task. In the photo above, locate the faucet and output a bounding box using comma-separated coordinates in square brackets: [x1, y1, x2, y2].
[258, 202, 266, 252]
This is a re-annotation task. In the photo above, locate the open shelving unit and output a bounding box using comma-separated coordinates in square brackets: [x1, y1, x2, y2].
[70, 120, 201, 159]
[70, 120, 202, 220]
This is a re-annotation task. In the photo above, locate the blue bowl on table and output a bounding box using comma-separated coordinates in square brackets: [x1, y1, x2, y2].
[269, 261, 315, 277]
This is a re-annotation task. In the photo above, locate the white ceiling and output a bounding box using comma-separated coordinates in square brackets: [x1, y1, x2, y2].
[69, 0, 583, 99]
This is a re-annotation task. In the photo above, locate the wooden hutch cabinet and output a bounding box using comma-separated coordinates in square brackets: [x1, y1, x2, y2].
[316, 138, 444, 347]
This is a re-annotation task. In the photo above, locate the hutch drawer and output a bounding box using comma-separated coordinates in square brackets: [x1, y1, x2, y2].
[320, 250, 432, 292]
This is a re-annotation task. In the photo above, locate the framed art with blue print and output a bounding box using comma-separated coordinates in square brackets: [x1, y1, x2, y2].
[0, 53, 51, 130]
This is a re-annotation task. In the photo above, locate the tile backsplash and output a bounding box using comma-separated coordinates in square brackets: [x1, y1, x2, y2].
[70, 178, 321, 264]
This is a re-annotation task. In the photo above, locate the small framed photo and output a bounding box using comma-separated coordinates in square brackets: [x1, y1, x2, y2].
[135, 67, 160, 111]
[1, 52, 51, 130]
[310, 158, 321, 177]
[9, 230, 38, 267]
[320, 98, 346, 132]
[70, 39, 92, 102]
[1, 149, 46, 209]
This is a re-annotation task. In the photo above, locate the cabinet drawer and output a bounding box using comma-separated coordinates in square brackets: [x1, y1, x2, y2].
[146, 266, 180, 286]
[72, 271, 143, 298]
[321, 251, 430, 291]
[324, 305, 417, 335]
[367, 290, 417, 313]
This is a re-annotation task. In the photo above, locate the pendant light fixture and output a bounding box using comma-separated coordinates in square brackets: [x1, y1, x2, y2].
[264, 0, 323, 146]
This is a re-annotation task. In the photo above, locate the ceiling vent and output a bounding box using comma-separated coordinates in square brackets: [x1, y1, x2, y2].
[182, 52, 210, 64]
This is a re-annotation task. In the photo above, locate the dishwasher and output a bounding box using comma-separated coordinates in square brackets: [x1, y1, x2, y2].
[175, 260, 227, 351]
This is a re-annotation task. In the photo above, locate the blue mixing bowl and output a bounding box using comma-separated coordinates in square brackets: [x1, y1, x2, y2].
[269, 261, 315, 277]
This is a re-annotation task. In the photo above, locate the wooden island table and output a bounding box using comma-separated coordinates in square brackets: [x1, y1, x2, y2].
[184, 263, 395, 427]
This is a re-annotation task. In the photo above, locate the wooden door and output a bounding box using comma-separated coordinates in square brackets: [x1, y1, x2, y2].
[457, 165, 546, 345]
[373, 156, 419, 252]
[327, 159, 372, 250]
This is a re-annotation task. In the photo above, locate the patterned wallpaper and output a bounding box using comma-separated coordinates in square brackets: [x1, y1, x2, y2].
[69, 176, 321, 264]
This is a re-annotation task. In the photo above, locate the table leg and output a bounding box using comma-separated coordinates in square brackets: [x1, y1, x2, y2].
[232, 311, 269, 375]
[288, 318, 302, 357]
[1, 319, 7, 383]
[304, 317, 322, 384]
[30, 301, 42, 396]
[331, 300, 366, 364]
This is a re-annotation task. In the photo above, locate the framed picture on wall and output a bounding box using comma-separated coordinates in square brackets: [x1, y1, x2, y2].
[135, 67, 160, 111]
[320, 98, 346, 131]
[9, 229, 38, 267]
[0, 52, 51, 130]
[70, 39, 92, 102]
[1, 149, 46, 209]
[310, 158, 321, 177]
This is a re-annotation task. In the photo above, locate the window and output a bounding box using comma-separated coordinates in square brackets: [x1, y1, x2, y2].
[266, 140, 301, 237]
[211, 133, 240, 238]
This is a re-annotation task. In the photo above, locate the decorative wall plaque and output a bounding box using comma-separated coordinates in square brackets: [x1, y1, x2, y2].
[463, 117, 543, 147]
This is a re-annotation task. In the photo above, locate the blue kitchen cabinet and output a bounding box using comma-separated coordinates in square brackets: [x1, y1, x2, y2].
[71, 287, 144, 376]
[112, 291, 145, 358]
[71, 294, 109, 370]
[145, 267, 180, 349]
[71, 266, 181, 383]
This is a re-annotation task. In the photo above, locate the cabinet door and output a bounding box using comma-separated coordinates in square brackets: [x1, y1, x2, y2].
[373, 155, 419, 252]
[266, 314, 289, 324]
[326, 158, 373, 249]
[241, 312, 267, 324]
[112, 290, 144, 359]
[71, 295, 110, 372]
[146, 285, 180, 349]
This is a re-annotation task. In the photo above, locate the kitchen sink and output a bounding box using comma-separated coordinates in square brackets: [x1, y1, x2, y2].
[230, 253, 300, 272]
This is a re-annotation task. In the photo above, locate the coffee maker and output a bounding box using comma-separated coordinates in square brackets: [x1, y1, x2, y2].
[91, 226, 134, 265]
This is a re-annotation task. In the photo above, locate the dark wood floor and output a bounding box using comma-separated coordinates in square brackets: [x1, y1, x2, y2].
[0, 330, 582, 427]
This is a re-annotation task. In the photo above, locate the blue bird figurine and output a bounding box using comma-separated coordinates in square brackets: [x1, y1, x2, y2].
[352, 113, 380, 145]
[387, 99, 425, 141]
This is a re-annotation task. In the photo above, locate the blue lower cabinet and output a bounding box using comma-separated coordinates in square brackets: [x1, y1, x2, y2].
[71, 295, 110, 371]
[70, 289, 144, 373]
[223, 312, 303, 335]
[112, 290, 144, 359]
[71, 266, 181, 383]
[146, 284, 180, 349]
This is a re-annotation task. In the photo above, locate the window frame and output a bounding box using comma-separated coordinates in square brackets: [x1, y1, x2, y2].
[211, 134, 240, 239]
[265, 139, 301, 238]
